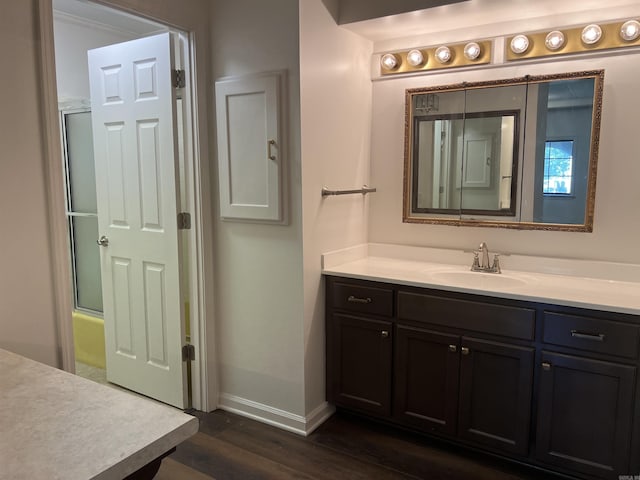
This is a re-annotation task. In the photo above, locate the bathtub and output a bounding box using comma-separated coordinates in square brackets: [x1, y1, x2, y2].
[72, 311, 105, 369]
[72, 301, 189, 370]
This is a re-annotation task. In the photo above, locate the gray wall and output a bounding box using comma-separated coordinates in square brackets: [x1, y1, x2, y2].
[0, 1, 60, 366]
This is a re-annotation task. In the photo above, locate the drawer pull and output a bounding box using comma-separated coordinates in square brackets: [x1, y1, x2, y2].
[461, 347, 470, 355]
[381, 330, 389, 338]
[347, 295, 372, 304]
[448, 344, 457, 353]
[570, 329, 605, 342]
[542, 362, 551, 371]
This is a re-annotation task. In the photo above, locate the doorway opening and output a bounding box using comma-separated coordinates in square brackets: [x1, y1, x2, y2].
[50, 0, 205, 410]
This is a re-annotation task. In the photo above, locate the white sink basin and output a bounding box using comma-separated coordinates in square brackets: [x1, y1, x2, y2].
[426, 270, 529, 289]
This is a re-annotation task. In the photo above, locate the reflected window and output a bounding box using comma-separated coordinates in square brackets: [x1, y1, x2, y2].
[543, 140, 574, 195]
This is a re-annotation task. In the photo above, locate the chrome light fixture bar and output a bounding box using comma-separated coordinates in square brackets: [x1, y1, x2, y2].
[507, 18, 640, 61]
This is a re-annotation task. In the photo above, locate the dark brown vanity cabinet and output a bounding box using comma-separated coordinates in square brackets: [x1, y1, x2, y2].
[395, 290, 535, 455]
[327, 313, 393, 416]
[535, 311, 639, 479]
[326, 281, 394, 416]
[325, 275, 640, 480]
[393, 327, 534, 455]
[393, 325, 460, 435]
[457, 337, 534, 455]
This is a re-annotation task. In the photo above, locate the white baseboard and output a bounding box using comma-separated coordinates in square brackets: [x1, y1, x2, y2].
[217, 393, 335, 436]
[304, 401, 336, 435]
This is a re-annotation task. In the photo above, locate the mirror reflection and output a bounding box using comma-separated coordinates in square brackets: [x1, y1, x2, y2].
[404, 70, 603, 231]
[413, 110, 519, 216]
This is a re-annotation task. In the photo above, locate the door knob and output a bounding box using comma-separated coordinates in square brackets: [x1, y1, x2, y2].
[97, 235, 109, 247]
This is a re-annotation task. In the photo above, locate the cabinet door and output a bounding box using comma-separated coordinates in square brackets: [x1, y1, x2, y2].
[458, 337, 534, 456]
[215, 71, 285, 223]
[536, 351, 635, 479]
[327, 313, 393, 416]
[393, 325, 460, 435]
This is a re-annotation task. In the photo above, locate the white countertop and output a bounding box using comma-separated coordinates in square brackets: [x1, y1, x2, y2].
[322, 244, 640, 316]
[0, 348, 198, 480]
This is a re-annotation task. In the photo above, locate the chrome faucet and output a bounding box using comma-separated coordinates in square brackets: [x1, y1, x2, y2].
[471, 242, 501, 273]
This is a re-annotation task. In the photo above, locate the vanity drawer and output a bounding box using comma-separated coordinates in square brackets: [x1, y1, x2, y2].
[398, 292, 535, 340]
[330, 281, 394, 317]
[543, 311, 640, 359]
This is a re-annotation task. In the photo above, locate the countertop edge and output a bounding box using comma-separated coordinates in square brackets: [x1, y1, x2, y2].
[94, 416, 199, 480]
[322, 264, 640, 316]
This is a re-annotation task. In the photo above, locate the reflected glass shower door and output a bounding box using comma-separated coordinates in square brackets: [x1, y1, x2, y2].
[62, 109, 103, 313]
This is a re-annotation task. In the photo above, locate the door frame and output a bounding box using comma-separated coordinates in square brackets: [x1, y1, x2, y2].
[37, 0, 216, 411]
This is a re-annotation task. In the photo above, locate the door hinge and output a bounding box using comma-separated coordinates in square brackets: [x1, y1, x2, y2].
[177, 212, 191, 230]
[182, 344, 195, 362]
[172, 69, 185, 88]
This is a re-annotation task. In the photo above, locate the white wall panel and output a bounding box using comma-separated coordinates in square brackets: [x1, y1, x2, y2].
[211, 0, 304, 419]
[299, 0, 373, 416]
[0, 2, 60, 366]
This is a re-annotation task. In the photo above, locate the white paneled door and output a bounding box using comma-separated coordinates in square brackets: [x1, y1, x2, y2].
[88, 33, 187, 408]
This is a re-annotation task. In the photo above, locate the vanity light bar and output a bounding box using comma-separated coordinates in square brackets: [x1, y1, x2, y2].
[380, 40, 491, 75]
[506, 18, 640, 61]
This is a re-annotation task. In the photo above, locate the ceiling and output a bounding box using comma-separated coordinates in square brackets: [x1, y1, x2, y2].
[337, 0, 467, 25]
[52, 0, 163, 36]
[342, 0, 640, 45]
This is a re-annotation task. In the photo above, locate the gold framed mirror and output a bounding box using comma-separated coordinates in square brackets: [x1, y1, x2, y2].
[403, 70, 604, 231]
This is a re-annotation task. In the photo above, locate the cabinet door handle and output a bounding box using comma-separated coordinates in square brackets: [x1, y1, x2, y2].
[461, 347, 470, 355]
[381, 330, 389, 338]
[542, 362, 552, 371]
[570, 329, 605, 342]
[347, 295, 372, 304]
[448, 344, 457, 353]
[268, 139, 276, 160]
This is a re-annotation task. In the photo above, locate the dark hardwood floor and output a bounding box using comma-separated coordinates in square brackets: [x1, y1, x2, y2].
[156, 410, 563, 480]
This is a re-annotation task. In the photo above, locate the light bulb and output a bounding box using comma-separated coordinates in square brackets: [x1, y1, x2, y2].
[463, 42, 481, 60]
[435, 46, 452, 64]
[380, 53, 399, 70]
[545, 31, 565, 51]
[510, 35, 530, 54]
[407, 49, 425, 67]
[581, 24, 602, 45]
[620, 20, 640, 41]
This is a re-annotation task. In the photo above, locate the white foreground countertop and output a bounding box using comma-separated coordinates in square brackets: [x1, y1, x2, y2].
[0, 348, 198, 480]
[322, 244, 640, 316]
